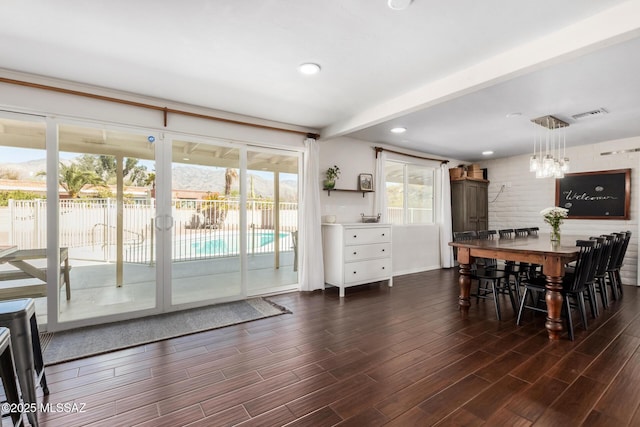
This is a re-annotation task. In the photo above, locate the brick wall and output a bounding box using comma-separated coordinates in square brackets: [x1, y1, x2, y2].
[480, 136, 640, 286]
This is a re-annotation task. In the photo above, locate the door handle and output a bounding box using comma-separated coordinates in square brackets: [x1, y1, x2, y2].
[166, 215, 174, 230]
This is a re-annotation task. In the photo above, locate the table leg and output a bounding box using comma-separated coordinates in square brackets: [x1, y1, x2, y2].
[458, 262, 472, 318]
[545, 275, 564, 340]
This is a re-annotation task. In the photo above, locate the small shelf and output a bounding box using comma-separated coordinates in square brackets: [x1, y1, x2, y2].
[324, 188, 373, 197]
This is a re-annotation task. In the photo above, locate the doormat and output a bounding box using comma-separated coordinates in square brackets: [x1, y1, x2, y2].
[41, 297, 290, 365]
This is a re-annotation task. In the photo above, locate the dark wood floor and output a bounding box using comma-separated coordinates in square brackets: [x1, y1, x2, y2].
[24, 268, 640, 426]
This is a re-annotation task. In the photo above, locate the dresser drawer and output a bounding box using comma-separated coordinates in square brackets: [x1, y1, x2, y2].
[344, 227, 391, 245]
[344, 243, 391, 262]
[344, 258, 391, 284]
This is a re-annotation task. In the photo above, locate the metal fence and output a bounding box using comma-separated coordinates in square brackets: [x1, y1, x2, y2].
[7, 198, 298, 264]
[386, 207, 433, 224]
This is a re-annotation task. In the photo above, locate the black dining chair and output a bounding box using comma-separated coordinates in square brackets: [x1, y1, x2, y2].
[498, 228, 514, 239]
[501, 228, 536, 294]
[591, 235, 614, 311]
[606, 232, 627, 300]
[452, 230, 476, 259]
[454, 230, 515, 320]
[583, 237, 605, 318]
[515, 228, 529, 237]
[517, 239, 597, 341]
[609, 231, 631, 299]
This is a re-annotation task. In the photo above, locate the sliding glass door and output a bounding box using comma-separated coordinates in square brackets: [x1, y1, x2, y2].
[246, 148, 299, 295]
[0, 113, 48, 325]
[56, 123, 158, 323]
[167, 137, 242, 306]
[1, 113, 300, 329]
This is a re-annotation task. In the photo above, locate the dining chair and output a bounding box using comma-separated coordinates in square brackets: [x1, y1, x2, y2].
[454, 230, 514, 320]
[583, 237, 605, 318]
[498, 228, 514, 239]
[610, 231, 631, 299]
[591, 235, 614, 311]
[500, 228, 535, 293]
[515, 228, 529, 237]
[517, 239, 596, 341]
[606, 232, 627, 300]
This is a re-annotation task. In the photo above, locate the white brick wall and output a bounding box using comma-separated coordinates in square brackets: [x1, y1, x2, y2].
[480, 136, 640, 286]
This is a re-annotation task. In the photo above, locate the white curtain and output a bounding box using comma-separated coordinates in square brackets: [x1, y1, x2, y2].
[299, 137, 325, 291]
[374, 150, 388, 223]
[439, 163, 454, 267]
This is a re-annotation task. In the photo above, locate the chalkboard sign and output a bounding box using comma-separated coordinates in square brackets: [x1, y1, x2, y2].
[555, 169, 630, 219]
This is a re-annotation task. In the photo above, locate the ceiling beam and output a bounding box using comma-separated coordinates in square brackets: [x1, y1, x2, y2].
[322, 1, 640, 139]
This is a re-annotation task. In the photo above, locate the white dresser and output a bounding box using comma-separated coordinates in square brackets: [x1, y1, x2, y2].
[322, 223, 393, 297]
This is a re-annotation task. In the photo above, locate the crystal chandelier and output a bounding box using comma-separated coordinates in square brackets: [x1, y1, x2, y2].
[529, 115, 570, 178]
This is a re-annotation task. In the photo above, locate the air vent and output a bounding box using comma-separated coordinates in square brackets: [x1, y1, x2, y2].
[572, 108, 609, 120]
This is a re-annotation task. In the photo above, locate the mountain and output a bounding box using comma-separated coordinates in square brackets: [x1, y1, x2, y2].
[0, 157, 298, 201]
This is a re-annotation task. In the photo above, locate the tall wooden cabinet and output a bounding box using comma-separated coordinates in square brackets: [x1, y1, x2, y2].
[450, 177, 489, 232]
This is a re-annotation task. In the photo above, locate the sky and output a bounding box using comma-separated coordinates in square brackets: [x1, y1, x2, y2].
[1, 147, 291, 181]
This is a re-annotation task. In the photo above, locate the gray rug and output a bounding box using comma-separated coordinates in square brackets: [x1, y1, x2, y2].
[42, 297, 290, 365]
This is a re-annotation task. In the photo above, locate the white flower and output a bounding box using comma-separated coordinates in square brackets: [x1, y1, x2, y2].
[540, 206, 568, 228]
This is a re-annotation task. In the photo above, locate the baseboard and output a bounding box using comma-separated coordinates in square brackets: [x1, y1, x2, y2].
[393, 265, 442, 277]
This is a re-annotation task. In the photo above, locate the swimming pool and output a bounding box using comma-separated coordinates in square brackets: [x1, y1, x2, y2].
[190, 231, 289, 256]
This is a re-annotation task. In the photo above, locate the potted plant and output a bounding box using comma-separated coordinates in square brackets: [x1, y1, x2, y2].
[324, 165, 340, 189]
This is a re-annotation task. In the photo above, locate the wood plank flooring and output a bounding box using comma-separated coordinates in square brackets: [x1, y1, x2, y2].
[19, 268, 640, 426]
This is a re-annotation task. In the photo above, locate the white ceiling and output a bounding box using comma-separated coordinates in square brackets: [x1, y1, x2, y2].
[1, 0, 640, 161]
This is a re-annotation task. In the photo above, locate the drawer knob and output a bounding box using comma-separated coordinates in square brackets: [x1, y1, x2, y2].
[353, 251, 357, 255]
[382, 233, 385, 236]
[382, 267, 385, 270]
[381, 249, 385, 252]
[353, 271, 357, 274]
[353, 235, 357, 238]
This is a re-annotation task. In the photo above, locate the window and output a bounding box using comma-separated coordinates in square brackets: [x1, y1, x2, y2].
[385, 160, 434, 225]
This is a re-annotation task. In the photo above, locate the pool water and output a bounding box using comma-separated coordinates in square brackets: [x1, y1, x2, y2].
[191, 232, 288, 255]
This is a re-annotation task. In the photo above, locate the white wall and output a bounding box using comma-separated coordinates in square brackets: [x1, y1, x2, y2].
[319, 136, 449, 275]
[0, 71, 308, 149]
[479, 136, 640, 285]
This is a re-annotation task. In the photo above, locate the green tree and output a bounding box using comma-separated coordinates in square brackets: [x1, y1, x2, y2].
[57, 163, 106, 198]
[76, 154, 149, 186]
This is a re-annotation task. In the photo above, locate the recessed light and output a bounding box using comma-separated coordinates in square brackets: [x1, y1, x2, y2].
[506, 112, 522, 118]
[390, 127, 407, 134]
[388, 0, 413, 10]
[298, 63, 321, 75]
[482, 151, 494, 156]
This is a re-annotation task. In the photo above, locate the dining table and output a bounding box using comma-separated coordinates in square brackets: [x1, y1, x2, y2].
[449, 233, 583, 340]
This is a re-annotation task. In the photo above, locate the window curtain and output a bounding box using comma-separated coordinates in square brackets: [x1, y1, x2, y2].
[439, 163, 454, 267]
[299, 137, 325, 291]
[374, 150, 388, 223]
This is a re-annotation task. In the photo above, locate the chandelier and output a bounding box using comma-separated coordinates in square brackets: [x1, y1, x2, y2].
[529, 115, 570, 178]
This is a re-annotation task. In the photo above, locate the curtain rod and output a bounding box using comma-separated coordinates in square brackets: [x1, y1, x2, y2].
[374, 146, 449, 164]
[0, 77, 320, 138]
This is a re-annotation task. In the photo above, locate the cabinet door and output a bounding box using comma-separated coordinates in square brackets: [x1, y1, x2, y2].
[476, 183, 488, 230]
[450, 182, 466, 232]
[467, 183, 479, 229]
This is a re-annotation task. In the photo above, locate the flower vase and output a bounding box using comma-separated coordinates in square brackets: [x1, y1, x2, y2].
[550, 225, 561, 242]
[323, 179, 335, 190]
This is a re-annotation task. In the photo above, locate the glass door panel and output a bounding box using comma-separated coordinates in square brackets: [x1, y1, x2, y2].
[57, 123, 157, 322]
[0, 115, 48, 325]
[169, 139, 241, 306]
[246, 149, 299, 295]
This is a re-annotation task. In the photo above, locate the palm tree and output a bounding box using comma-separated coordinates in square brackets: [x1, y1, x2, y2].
[57, 163, 105, 198]
[224, 168, 238, 197]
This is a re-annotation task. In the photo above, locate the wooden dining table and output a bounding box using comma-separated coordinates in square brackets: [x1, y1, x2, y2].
[449, 234, 583, 340]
